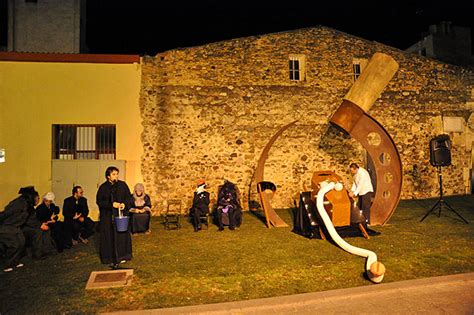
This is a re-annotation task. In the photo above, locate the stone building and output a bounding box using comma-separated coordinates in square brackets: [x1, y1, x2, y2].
[405, 21, 474, 67]
[7, 0, 87, 53]
[139, 26, 474, 212]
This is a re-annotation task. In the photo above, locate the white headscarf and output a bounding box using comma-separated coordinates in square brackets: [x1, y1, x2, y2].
[133, 183, 146, 207]
[43, 192, 55, 202]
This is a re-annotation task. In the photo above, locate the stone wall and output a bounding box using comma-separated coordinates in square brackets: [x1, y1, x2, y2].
[139, 27, 473, 213]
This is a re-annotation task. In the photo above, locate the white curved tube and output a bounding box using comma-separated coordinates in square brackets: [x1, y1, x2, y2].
[316, 181, 384, 283]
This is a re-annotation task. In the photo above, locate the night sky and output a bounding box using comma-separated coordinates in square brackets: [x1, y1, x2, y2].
[2, 0, 474, 55]
[85, 1, 474, 55]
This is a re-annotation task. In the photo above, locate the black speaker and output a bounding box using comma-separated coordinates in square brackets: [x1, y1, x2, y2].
[429, 135, 451, 167]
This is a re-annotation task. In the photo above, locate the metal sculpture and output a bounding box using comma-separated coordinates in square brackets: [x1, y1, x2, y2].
[255, 52, 402, 228]
[310, 171, 369, 239]
[255, 120, 298, 227]
[330, 52, 402, 225]
[316, 180, 385, 283]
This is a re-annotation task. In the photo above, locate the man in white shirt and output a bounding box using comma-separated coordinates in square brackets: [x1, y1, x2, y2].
[348, 163, 374, 224]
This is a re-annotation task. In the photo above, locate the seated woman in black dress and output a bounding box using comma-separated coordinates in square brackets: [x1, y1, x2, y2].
[34, 192, 62, 253]
[216, 180, 242, 231]
[129, 183, 152, 234]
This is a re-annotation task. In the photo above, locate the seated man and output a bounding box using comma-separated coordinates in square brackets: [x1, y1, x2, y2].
[129, 183, 152, 234]
[0, 186, 38, 272]
[190, 180, 210, 232]
[216, 180, 242, 231]
[22, 191, 56, 260]
[63, 186, 95, 246]
[36, 192, 65, 252]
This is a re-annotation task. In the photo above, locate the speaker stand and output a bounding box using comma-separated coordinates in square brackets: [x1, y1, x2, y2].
[420, 166, 469, 224]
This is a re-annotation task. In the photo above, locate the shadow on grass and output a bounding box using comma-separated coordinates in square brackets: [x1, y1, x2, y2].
[248, 210, 268, 226]
[249, 207, 296, 228]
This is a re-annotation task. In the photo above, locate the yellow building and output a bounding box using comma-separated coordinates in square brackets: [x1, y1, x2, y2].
[0, 52, 143, 220]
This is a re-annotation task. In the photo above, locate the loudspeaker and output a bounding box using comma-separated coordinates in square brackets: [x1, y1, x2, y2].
[429, 135, 451, 167]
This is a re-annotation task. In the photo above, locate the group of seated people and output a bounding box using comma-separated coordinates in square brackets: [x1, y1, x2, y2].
[0, 186, 94, 272]
[1, 178, 242, 271]
[190, 179, 243, 232]
[0, 183, 153, 273]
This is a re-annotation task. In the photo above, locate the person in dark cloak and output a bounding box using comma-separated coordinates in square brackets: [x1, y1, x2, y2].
[190, 179, 210, 232]
[216, 180, 242, 231]
[0, 186, 38, 272]
[96, 166, 133, 269]
[22, 191, 56, 260]
[36, 192, 65, 252]
[63, 186, 95, 247]
[129, 183, 152, 234]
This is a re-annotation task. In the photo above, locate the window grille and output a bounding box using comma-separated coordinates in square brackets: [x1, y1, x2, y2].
[52, 124, 116, 160]
[352, 58, 368, 82]
[289, 58, 300, 81]
[289, 54, 305, 81]
[353, 63, 361, 81]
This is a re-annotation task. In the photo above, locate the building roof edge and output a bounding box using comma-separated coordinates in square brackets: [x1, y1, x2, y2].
[0, 52, 140, 64]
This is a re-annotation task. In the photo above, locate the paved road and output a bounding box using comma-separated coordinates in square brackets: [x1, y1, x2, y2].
[105, 272, 474, 314]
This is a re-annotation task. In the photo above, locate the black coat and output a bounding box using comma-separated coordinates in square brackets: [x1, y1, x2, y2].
[0, 196, 30, 227]
[36, 202, 60, 223]
[63, 196, 89, 222]
[0, 196, 31, 268]
[192, 191, 210, 213]
[96, 180, 132, 265]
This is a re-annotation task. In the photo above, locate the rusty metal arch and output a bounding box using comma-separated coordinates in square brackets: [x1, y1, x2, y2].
[331, 101, 402, 225]
[330, 52, 402, 225]
[255, 53, 402, 227]
[255, 120, 298, 227]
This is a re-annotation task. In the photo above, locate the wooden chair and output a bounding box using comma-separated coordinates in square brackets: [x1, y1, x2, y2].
[197, 210, 210, 230]
[164, 199, 182, 230]
[192, 200, 214, 231]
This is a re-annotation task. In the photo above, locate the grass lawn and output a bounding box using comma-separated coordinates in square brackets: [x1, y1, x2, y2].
[1, 195, 473, 313]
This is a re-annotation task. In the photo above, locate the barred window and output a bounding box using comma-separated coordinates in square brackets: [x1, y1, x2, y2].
[289, 54, 306, 81]
[353, 63, 361, 81]
[52, 124, 116, 160]
[352, 58, 368, 82]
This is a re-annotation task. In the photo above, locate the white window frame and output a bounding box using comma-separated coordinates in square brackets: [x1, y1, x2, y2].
[289, 54, 306, 82]
[352, 58, 368, 82]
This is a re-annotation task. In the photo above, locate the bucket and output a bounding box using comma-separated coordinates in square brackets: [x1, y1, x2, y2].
[114, 216, 130, 232]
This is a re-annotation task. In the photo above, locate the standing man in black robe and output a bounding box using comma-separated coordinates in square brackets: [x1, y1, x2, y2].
[96, 166, 132, 269]
[0, 186, 38, 272]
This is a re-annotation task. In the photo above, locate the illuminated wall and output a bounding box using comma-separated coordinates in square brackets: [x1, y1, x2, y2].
[139, 27, 473, 212]
[0, 59, 143, 215]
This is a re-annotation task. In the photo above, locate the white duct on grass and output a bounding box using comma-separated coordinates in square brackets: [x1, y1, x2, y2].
[316, 181, 385, 283]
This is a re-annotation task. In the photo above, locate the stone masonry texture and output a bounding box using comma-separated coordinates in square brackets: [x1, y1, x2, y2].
[139, 26, 474, 214]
